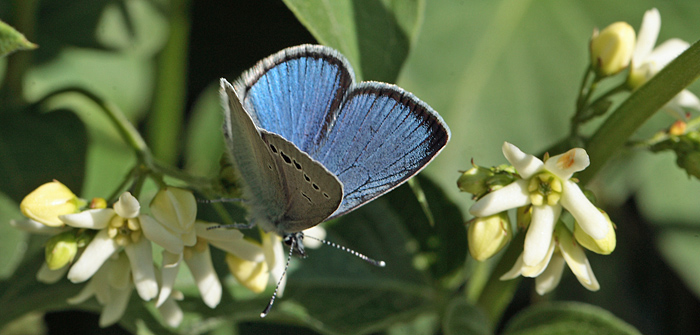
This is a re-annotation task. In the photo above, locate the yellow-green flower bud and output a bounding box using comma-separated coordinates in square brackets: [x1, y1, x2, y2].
[20, 181, 85, 227]
[468, 212, 512, 261]
[516, 205, 532, 229]
[45, 232, 78, 270]
[90, 197, 107, 209]
[590, 22, 636, 77]
[457, 164, 493, 195]
[225, 253, 268, 293]
[574, 210, 616, 254]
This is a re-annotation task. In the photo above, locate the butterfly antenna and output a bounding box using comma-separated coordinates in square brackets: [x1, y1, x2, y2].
[196, 198, 245, 203]
[260, 236, 296, 318]
[304, 235, 386, 267]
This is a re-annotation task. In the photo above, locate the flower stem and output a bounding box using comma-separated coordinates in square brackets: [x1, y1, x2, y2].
[146, 0, 191, 165]
[476, 230, 524, 324]
[34, 87, 153, 165]
[579, 40, 700, 184]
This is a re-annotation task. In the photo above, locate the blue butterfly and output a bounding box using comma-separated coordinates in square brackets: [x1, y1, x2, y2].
[220, 44, 450, 254]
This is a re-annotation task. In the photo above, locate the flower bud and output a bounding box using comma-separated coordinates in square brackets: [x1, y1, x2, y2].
[468, 212, 512, 261]
[225, 253, 268, 293]
[150, 188, 197, 247]
[458, 165, 493, 195]
[90, 197, 108, 209]
[20, 181, 85, 227]
[590, 22, 636, 77]
[45, 232, 78, 270]
[574, 210, 616, 254]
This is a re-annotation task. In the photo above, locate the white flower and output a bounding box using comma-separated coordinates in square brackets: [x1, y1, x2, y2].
[60, 192, 158, 301]
[501, 224, 599, 294]
[628, 8, 700, 118]
[470, 142, 609, 267]
[224, 230, 285, 295]
[67, 252, 134, 327]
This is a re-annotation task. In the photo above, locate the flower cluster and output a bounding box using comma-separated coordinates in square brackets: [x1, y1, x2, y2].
[461, 143, 616, 294]
[589, 8, 699, 118]
[13, 181, 299, 328]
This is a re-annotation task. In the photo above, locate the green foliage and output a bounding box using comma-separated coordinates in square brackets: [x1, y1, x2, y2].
[0, 20, 36, 57]
[502, 302, 642, 335]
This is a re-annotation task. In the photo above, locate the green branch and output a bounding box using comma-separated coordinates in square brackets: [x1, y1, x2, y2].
[579, 40, 700, 184]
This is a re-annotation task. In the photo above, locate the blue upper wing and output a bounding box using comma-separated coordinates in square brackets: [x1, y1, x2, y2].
[234, 44, 450, 219]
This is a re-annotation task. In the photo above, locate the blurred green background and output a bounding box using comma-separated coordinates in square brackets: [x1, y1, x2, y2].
[1, 0, 700, 334]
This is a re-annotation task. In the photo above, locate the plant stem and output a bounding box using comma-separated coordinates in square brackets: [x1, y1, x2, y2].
[146, 0, 191, 165]
[579, 40, 700, 184]
[34, 87, 152, 165]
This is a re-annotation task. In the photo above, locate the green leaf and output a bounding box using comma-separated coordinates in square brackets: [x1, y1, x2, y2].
[0, 20, 37, 57]
[282, 0, 424, 82]
[276, 174, 461, 334]
[184, 82, 225, 177]
[502, 302, 642, 335]
[385, 175, 467, 281]
[442, 298, 492, 335]
[656, 229, 700, 299]
[0, 192, 28, 279]
[0, 108, 87, 202]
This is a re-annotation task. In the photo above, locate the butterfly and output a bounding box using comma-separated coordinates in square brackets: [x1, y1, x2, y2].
[220, 44, 450, 256]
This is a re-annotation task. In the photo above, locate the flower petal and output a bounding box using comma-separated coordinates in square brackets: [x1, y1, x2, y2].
[59, 209, 114, 229]
[36, 262, 69, 284]
[500, 253, 525, 280]
[140, 215, 184, 254]
[502, 142, 544, 179]
[184, 244, 222, 308]
[226, 253, 269, 293]
[522, 238, 556, 277]
[544, 148, 589, 180]
[675, 89, 700, 111]
[124, 238, 158, 301]
[534, 252, 566, 295]
[67, 275, 98, 305]
[158, 297, 184, 328]
[469, 179, 530, 217]
[523, 205, 561, 266]
[647, 38, 689, 70]
[557, 226, 599, 290]
[264, 232, 287, 297]
[114, 192, 140, 219]
[560, 181, 609, 239]
[197, 223, 265, 262]
[99, 284, 133, 327]
[11, 219, 69, 234]
[109, 252, 132, 290]
[303, 225, 326, 249]
[150, 188, 197, 238]
[68, 229, 118, 283]
[632, 8, 661, 67]
[157, 251, 182, 307]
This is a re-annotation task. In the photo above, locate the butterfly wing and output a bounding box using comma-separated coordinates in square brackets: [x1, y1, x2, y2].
[221, 78, 342, 234]
[236, 45, 450, 219]
[234, 45, 354, 154]
[314, 83, 449, 218]
[259, 130, 343, 232]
